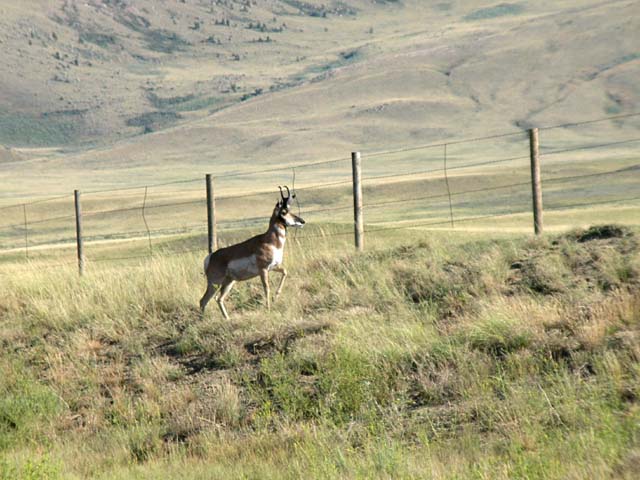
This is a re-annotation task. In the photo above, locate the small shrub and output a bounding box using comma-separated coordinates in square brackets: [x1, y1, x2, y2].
[252, 353, 316, 423]
[396, 261, 482, 317]
[464, 3, 525, 21]
[0, 360, 63, 450]
[125, 111, 181, 131]
[127, 424, 163, 463]
[510, 253, 571, 295]
[317, 348, 398, 425]
[144, 29, 190, 53]
[466, 315, 532, 357]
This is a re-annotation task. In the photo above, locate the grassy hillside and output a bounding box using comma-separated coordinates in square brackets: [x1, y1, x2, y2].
[0, 0, 638, 200]
[1, 226, 639, 478]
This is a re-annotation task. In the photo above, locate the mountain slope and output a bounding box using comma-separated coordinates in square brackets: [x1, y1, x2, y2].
[0, 0, 638, 199]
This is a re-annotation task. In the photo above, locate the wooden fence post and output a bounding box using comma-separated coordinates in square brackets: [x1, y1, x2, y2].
[529, 128, 543, 235]
[74, 189, 84, 275]
[206, 174, 217, 253]
[351, 152, 364, 251]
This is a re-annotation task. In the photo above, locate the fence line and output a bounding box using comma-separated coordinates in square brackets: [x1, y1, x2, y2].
[0, 213, 76, 231]
[4, 192, 640, 274]
[363, 182, 531, 210]
[215, 157, 348, 179]
[364, 130, 527, 159]
[2, 195, 638, 273]
[214, 178, 353, 201]
[81, 226, 206, 244]
[362, 154, 531, 183]
[2, 111, 638, 212]
[83, 199, 207, 219]
[545, 195, 640, 211]
[0, 193, 72, 211]
[1, 112, 638, 272]
[362, 195, 640, 234]
[541, 138, 640, 156]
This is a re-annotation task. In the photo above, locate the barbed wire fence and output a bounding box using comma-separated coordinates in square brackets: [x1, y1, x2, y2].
[0, 112, 638, 275]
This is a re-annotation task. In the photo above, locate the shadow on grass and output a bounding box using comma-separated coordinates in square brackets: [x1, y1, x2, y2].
[244, 320, 333, 356]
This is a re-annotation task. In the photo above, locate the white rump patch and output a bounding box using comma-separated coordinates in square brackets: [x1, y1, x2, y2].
[203, 253, 212, 273]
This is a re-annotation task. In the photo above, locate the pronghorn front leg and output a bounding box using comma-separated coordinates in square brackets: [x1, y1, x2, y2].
[272, 265, 287, 301]
[259, 269, 271, 311]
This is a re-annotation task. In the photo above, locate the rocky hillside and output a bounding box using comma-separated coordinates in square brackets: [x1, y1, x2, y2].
[0, 0, 408, 146]
[1, 0, 638, 149]
[0, 1, 638, 200]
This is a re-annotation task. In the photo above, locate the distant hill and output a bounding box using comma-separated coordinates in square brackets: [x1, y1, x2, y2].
[0, 0, 638, 198]
[1, 0, 401, 146]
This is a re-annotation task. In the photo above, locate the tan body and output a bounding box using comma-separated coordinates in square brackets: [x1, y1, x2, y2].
[200, 191, 304, 319]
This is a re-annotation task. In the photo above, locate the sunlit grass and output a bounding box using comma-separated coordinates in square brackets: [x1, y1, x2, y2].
[0, 226, 638, 478]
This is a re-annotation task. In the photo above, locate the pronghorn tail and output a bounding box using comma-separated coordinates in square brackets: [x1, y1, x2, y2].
[203, 253, 212, 275]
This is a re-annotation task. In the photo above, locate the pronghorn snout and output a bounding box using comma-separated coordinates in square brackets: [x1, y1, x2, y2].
[283, 212, 305, 227]
[292, 214, 305, 227]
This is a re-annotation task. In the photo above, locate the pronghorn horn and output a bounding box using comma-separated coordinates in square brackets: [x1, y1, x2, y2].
[284, 186, 291, 198]
[278, 186, 284, 199]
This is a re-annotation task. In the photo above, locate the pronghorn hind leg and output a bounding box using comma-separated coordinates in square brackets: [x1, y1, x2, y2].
[259, 269, 271, 311]
[216, 278, 235, 320]
[273, 265, 287, 302]
[200, 282, 219, 314]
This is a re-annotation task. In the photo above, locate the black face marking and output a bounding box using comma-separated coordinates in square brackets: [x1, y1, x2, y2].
[275, 186, 303, 227]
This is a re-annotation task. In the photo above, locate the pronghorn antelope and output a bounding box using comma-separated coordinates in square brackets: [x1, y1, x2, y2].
[200, 186, 305, 319]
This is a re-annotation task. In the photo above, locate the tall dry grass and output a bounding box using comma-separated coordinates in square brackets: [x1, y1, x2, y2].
[0, 226, 638, 479]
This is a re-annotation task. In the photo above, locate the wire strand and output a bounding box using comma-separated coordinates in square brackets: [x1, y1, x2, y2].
[541, 138, 640, 156]
[364, 131, 526, 158]
[0, 193, 72, 212]
[83, 198, 205, 218]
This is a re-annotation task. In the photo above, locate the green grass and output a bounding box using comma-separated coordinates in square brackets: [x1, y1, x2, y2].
[0, 110, 78, 148]
[144, 29, 191, 53]
[125, 111, 183, 132]
[463, 3, 525, 21]
[147, 93, 222, 113]
[0, 226, 638, 478]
